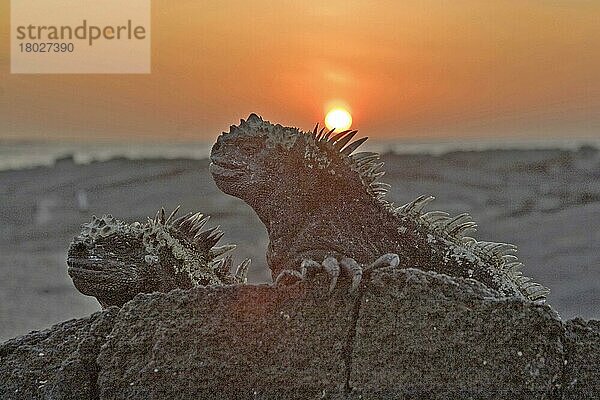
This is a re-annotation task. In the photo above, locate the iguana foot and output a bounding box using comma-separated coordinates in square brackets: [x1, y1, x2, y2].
[273, 269, 303, 287]
[274, 253, 400, 293]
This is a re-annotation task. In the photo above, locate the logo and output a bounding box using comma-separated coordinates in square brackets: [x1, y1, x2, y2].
[11, 0, 151, 74]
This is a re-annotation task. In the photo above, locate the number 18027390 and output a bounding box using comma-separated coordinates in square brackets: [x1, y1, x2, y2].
[19, 42, 74, 53]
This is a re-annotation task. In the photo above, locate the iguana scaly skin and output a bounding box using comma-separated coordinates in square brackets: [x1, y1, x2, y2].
[209, 113, 549, 303]
[67, 207, 250, 307]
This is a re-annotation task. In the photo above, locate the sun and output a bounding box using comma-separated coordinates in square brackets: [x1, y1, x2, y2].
[325, 108, 352, 131]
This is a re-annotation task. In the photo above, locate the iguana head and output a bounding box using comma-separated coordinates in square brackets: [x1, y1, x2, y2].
[210, 113, 389, 223]
[67, 207, 249, 307]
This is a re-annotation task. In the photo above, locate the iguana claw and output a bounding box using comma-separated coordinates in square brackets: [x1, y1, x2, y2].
[274, 253, 400, 293]
[340, 257, 362, 292]
[367, 253, 400, 272]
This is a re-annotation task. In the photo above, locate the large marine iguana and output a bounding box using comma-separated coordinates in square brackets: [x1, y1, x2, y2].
[67, 207, 250, 307]
[209, 113, 549, 303]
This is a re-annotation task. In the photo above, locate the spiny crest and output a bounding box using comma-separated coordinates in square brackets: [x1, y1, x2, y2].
[305, 123, 388, 201]
[214, 255, 251, 285]
[228, 113, 390, 202]
[300, 120, 389, 201]
[145, 206, 231, 257]
[394, 195, 550, 303]
[144, 207, 247, 285]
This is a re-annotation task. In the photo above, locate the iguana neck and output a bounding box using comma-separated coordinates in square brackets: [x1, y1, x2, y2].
[247, 193, 309, 238]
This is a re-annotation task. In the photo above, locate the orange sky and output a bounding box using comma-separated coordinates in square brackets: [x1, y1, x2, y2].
[1, 0, 599, 141]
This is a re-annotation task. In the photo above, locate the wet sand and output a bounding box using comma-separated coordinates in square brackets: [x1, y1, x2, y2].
[1, 147, 598, 341]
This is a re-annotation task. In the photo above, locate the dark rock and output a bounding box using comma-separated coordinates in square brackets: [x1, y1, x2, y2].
[97, 276, 354, 399]
[563, 318, 600, 399]
[1, 268, 598, 399]
[350, 268, 565, 399]
[0, 307, 118, 400]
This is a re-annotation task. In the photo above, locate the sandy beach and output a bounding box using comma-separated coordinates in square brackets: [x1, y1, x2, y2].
[1, 147, 598, 341]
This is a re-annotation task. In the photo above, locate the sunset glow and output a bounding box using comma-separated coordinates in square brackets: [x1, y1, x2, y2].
[0, 1, 599, 140]
[325, 108, 352, 131]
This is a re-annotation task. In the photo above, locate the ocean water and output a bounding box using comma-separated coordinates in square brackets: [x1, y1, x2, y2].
[0, 141, 214, 171]
[1, 137, 599, 172]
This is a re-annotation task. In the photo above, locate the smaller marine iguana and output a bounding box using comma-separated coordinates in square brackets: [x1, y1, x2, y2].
[209, 114, 549, 303]
[67, 207, 250, 307]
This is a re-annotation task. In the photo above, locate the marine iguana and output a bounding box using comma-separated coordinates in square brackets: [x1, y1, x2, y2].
[67, 207, 250, 307]
[209, 113, 549, 303]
